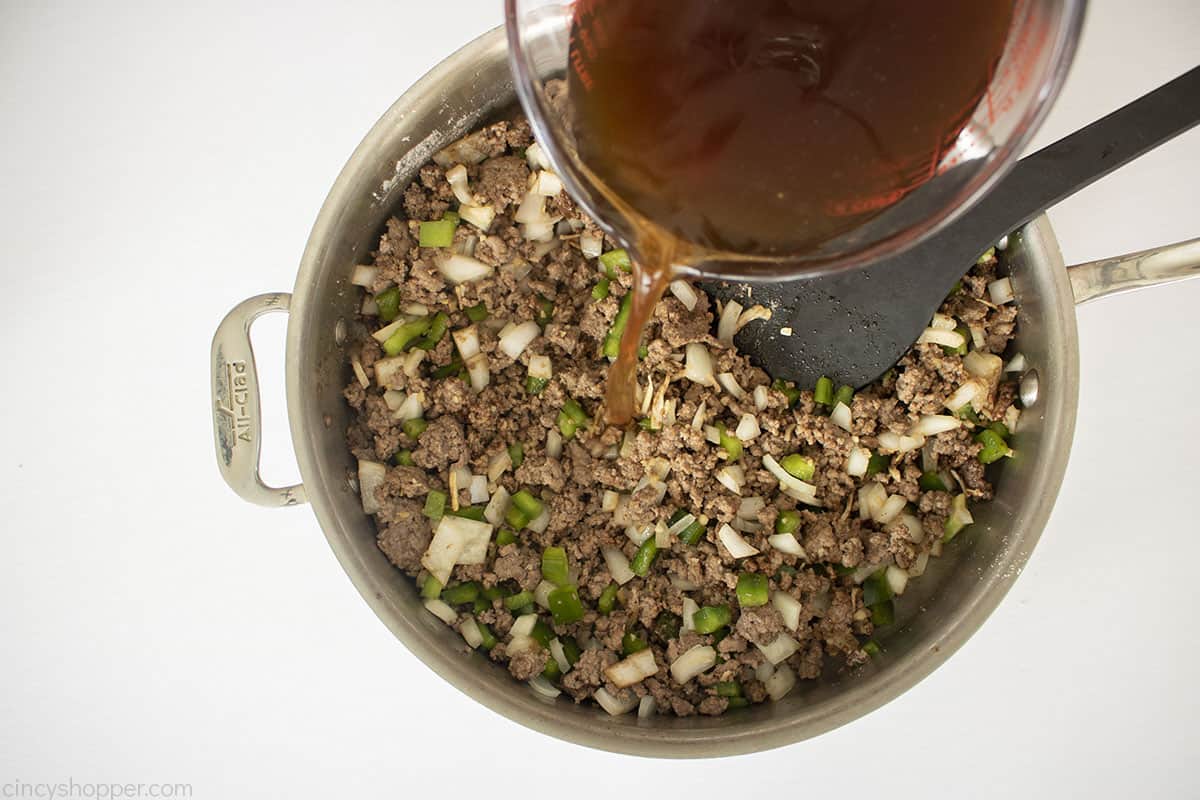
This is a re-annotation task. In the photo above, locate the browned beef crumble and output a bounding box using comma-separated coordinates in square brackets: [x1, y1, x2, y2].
[343, 117, 1021, 717]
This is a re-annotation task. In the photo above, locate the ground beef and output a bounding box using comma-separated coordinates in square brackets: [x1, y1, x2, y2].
[344, 116, 1022, 719]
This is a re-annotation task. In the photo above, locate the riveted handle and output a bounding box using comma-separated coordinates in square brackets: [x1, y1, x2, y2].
[1068, 237, 1200, 305]
[211, 293, 307, 507]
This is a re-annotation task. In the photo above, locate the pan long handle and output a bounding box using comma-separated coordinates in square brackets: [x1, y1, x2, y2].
[211, 293, 307, 507]
[1067, 237, 1200, 305]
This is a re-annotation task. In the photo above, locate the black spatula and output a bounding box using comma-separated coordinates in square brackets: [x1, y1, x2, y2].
[705, 65, 1200, 388]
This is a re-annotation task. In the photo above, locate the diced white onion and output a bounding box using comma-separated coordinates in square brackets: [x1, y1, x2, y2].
[507, 634, 535, 654]
[637, 695, 657, 719]
[580, 230, 603, 259]
[888, 513, 925, 544]
[716, 372, 746, 400]
[753, 384, 769, 411]
[737, 496, 765, 520]
[735, 413, 761, 442]
[944, 381, 982, 413]
[964, 351, 1004, 384]
[969, 323, 986, 350]
[846, 447, 870, 478]
[457, 203, 495, 232]
[717, 523, 759, 558]
[527, 355, 553, 382]
[538, 428, 560, 461]
[528, 675, 561, 699]
[671, 577, 700, 591]
[361, 296, 379, 315]
[465, 353, 490, 392]
[350, 264, 378, 288]
[357, 460, 387, 515]
[526, 508, 550, 534]
[731, 517, 762, 534]
[423, 598, 457, 625]
[669, 645, 717, 683]
[422, 515, 492, 582]
[771, 592, 802, 631]
[949, 493, 974, 528]
[704, 425, 722, 445]
[914, 414, 961, 436]
[383, 390, 405, 411]
[509, 614, 536, 640]
[602, 490, 620, 513]
[908, 550, 931, 578]
[988, 276, 1015, 305]
[522, 221, 558, 243]
[930, 312, 956, 330]
[452, 517, 494, 566]
[438, 254, 493, 284]
[918, 327, 966, 349]
[765, 664, 796, 701]
[761, 454, 819, 504]
[626, 525, 653, 546]
[394, 392, 425, 423]
[684, 343, 716, 387]
[682, 597, 699, 631]
[451, 325, 481, 359]
[858, 483, 887, 521]
[602, 547, 635, 585]
[484, 486, 510, 527]
[548, 638, 571, 674]
[875, 493, 907, 525]
[691, 400, 707, 430]
[371, 317, 408, 344]
[755, 661, 776, 683]
[669, 280, 699, 311]
[830, 402, 852, 432]
[534, 579, 555, 609]
[736, 305, 772, 334]
[851, 563, 881, 584]
[1004, 405, 1021, 433]
[885, 565, 909, 596]
[768, 533, 805, 558]
[498, 320, 540, 359]
[717, 300, 743, 344]
[351, 357, 370, 389]
[444, 164, 473, 205]
[594, 687, 638, 716]
[667, 512, 697, 537]
[525, 142, 551, 171]
[515, 191, 550, 224]
[1005, 352, 1027, 373]
[402, 348, 426, 378]
[460, 616, 484, 648]
[487, 451, 512, 483]
[605, 648, 659, 688]
[716, 465, 745, 495]
[532, 170, 564, 197]
[645, 457, 672, 482]
[757, 633, 800, 665]
[374, 356, 407, 387]
[876, 431, 925, 454]
[655, 521, 671, 548]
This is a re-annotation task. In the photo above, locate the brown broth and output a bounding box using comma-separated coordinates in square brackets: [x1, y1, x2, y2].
[573, 0, 1015, 423]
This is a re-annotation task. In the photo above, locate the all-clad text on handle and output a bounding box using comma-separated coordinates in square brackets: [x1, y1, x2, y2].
[211, 293, 307, 508]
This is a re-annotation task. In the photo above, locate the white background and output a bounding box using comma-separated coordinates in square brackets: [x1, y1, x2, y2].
[2, 1, 1198, 797]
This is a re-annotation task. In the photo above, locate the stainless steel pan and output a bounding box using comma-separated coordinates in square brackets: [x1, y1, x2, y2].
[210, 28, 1200, 757]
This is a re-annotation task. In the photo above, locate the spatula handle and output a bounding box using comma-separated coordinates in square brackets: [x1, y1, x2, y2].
[961, 65, 1200, 252]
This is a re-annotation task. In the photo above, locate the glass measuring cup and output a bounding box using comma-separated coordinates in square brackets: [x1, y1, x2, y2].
[505, 0, 1087, 280]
